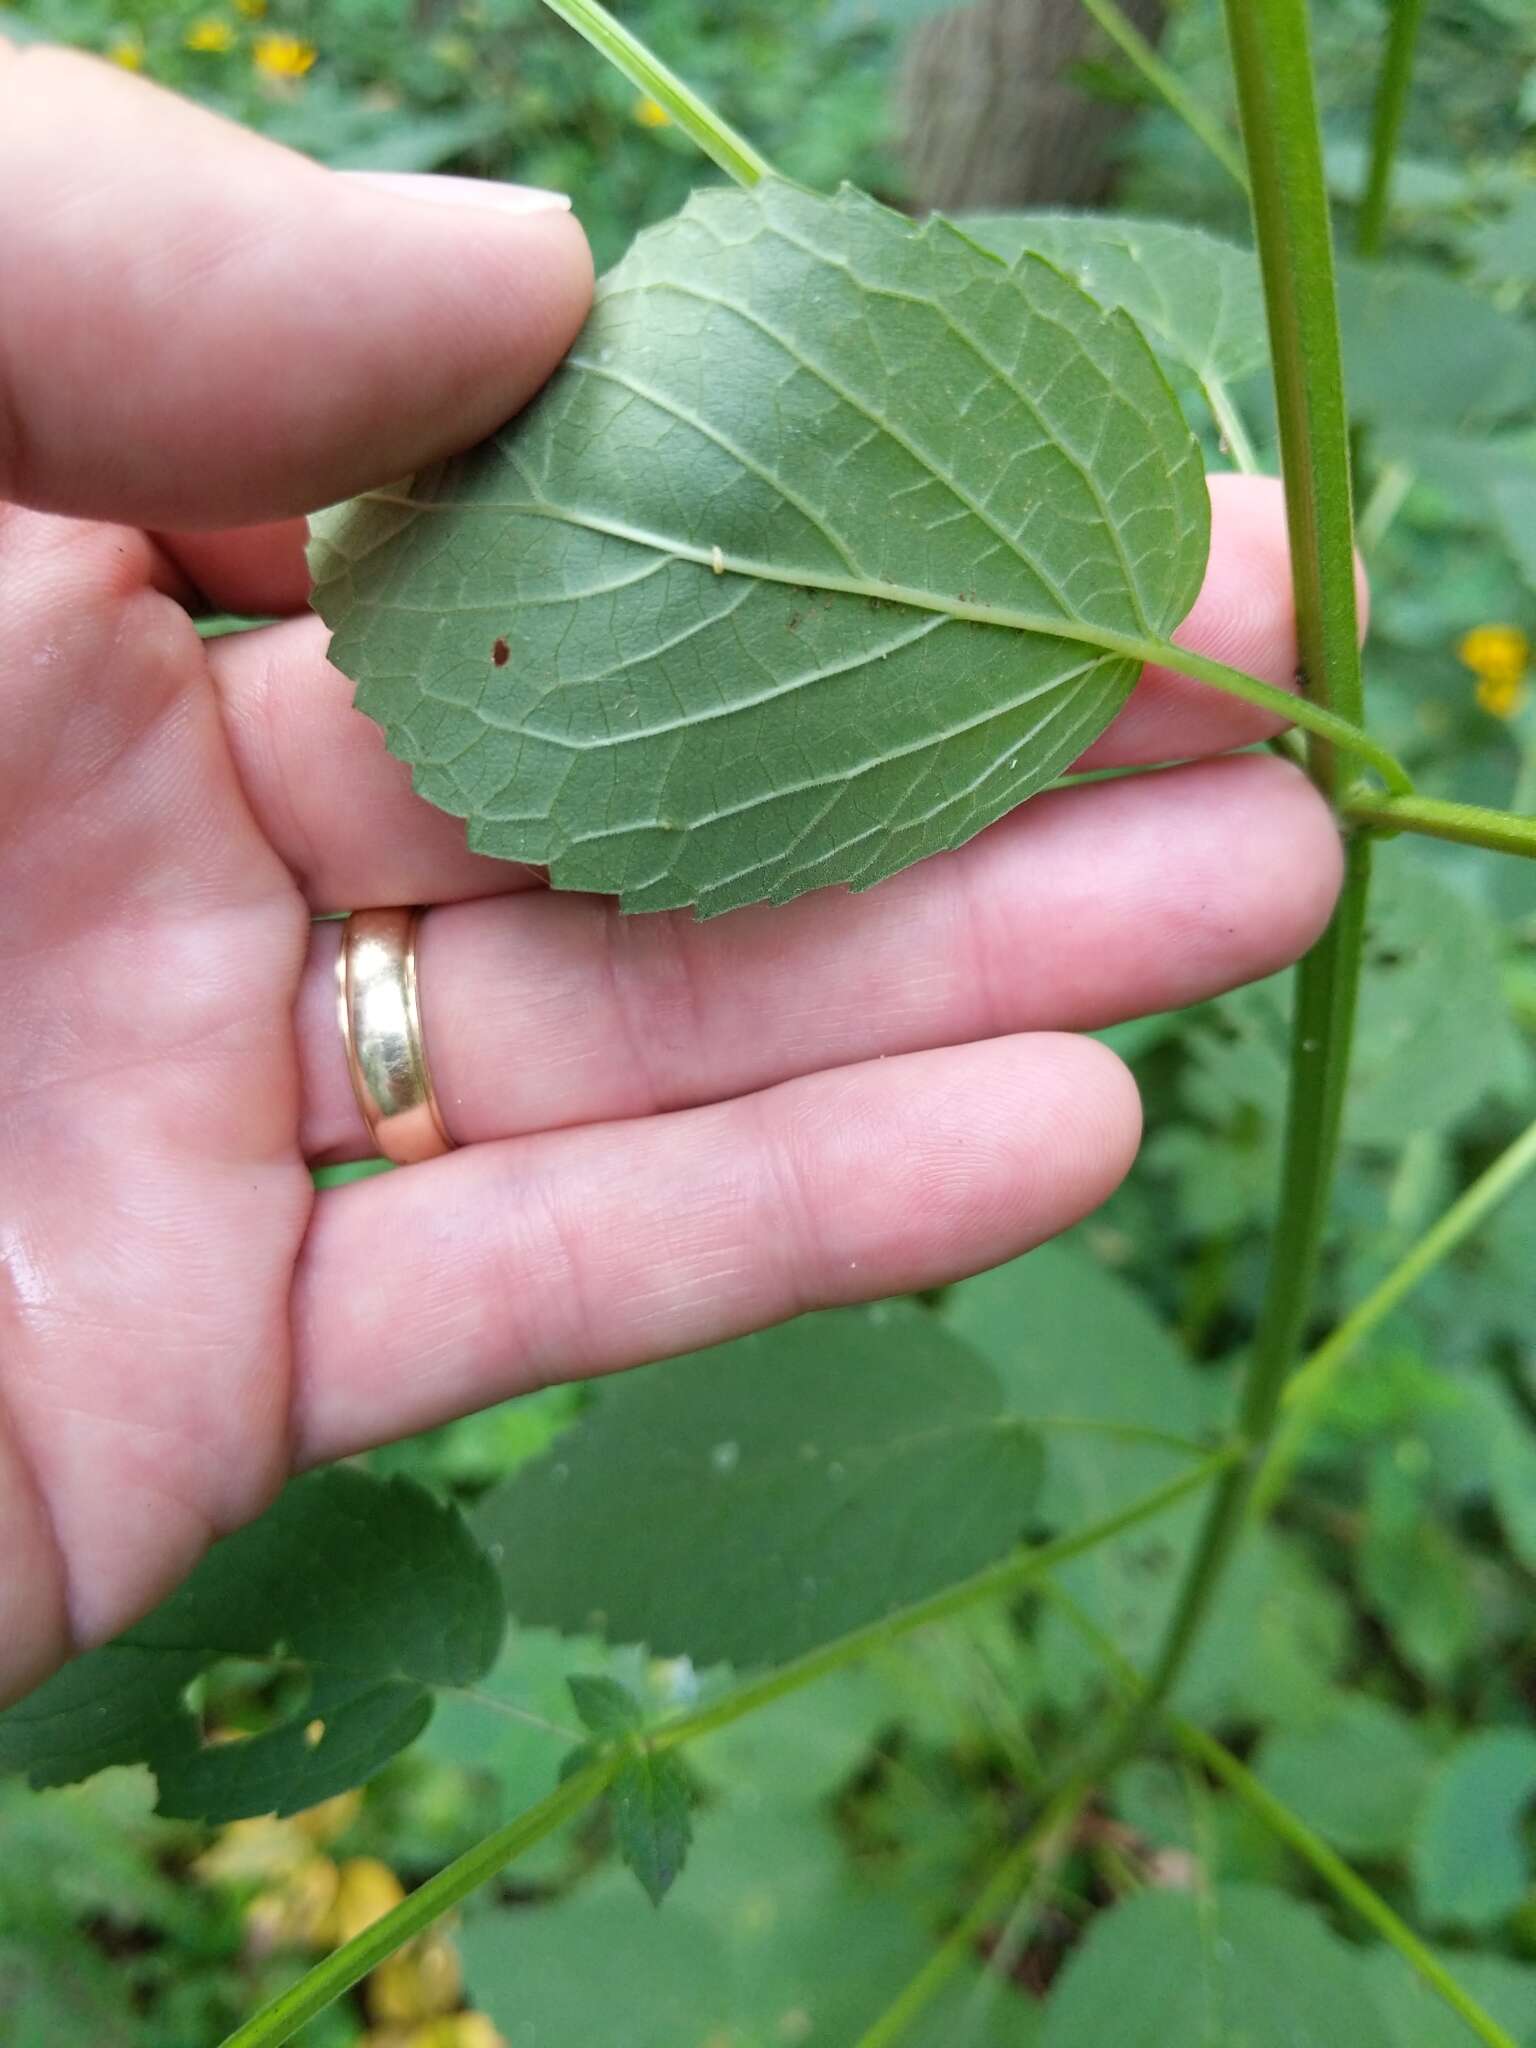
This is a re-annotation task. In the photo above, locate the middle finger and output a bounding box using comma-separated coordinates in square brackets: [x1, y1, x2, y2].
[297, 751, 1340, 1163]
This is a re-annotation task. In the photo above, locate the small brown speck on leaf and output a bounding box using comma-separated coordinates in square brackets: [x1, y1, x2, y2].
[492, 638, 510, 667]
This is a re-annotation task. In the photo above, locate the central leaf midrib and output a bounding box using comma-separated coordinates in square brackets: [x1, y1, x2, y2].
[601, 270, 1092, 623]
[363, 488, 1161, 675]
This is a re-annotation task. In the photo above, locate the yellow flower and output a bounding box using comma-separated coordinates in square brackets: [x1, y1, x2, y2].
[253, 31, 318, 77]
[234, 0, 267, 14]
[1457, 623, 1530, 720]
[360, 2017, 505, 2048]
[633, 95, 672, 128]
[367, 1928, 463, 2023]
[108, 33, 145, 67]
[1476, 671, 1529, 720]
[183, 16, 237, 52]
[316, 1856, 406, 1948]
[1458, 623, 1528, 688]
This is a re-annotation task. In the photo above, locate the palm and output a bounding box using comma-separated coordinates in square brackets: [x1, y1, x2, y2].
[0, 510, 313, 1693]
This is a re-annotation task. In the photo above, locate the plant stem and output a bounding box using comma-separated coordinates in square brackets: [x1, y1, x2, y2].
[1345, 791, 1536, 859]
[852, 1776, 1090, 2048]
[1355, 0, 1430, 258]
[1179, 1728, 1519, 2048]
[1255, 1112, 1536, 1511]
[1078, 0, 1249, 191]
[536, 0, 774, 188]
[1044, 1584, 1521, 2048]
[1356, 457, 1415, 555]
[1203, 375, 1262, 474]
[219, 1760, 616, 2048]
[1123, 0, 1372, 1737]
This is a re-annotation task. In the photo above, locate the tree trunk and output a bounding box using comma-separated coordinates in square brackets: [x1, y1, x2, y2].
[900, 0, 1168, 214]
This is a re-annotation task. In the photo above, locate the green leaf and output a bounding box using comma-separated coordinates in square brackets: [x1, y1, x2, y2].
[0, 1471, 504, 1821]
[312, 179, 1208, 915]
[475, 1303, 1044, 1667]
[1336, 259, 1536, 433]
[568, 1673, 646, 1736]
[1255, 1696, 1438, 1858]
[1155, 855, 1528, 1229]
[0, 1923, 141, 2048]
[944, 1237, 1223, 1692]
[1041, 1883, 1394, 2048]
[1411, 1729, 1536, 1931]
[1358, 1447, 1479, 1687]
[609, 1745, 695, 1907]
[963, 211, 1269, 389]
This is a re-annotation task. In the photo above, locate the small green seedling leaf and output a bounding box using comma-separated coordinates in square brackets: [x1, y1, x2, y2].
[568, 1672, 647, 1737]
[0, 1470, 505, 1822]
[562, 1674, 694, 1904]
[313, 178, 1207, 915]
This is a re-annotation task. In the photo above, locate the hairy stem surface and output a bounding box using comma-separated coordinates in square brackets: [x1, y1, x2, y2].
[1125, 0, 1372, 1736]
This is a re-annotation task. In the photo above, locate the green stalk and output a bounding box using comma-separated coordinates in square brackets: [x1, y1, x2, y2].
[1180, 1729, 1519, 2048]
[1344, 791, 1536, 860]
[852, 1776, 1090, 2048]
[1202, 375, 1262, 474]
[218, 1759, 616, 2048]
[1044, 1584, 1521, 2048]
[1256, 1112, 1536, 1510]
[536, 0, 774, 188]
[1078, 0, 1249, 191]
[1355, 0, 1430, 257]
[1126, 0, 1372, 1733]
[222, 1453, 1235, 2048]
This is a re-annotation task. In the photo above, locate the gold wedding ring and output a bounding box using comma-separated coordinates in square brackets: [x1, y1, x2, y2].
[336, 908, 455, 1164]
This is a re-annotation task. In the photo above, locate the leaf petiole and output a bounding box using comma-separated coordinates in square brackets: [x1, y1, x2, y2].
[536, 0, 774, 188]
[1077, 0, 1249, 192]
[1343, 790, 1536, 860]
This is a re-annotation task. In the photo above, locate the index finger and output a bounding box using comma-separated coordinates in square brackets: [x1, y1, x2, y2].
[0, 47, 593, 529]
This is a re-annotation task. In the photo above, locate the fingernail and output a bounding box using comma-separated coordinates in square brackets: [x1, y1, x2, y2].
[343, 171, 572, 216]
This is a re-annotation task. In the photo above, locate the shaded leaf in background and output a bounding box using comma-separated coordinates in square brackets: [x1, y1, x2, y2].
[1040, 1883, 1393, 2048]
[313, 179, 1207, 914]
[1412, 1728, 1536, 1931]
[1255, 1696, 1438, 1858]
[1358, 1447, 1480, 1688]
[964, 211, 1268, 392]
[1364, 1944, 1536, 2048]
[1151, 853, 1529, 1231]
[944, 1236, 1220, 1688]
[476, 1304, 1044, 1667]
[1336, 259, 1536, 433]
[0, 1472, 503, 1821]
[947, 1238, 1348, 1726]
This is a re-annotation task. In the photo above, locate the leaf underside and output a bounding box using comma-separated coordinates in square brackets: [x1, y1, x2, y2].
[312, 179, 1208, 915]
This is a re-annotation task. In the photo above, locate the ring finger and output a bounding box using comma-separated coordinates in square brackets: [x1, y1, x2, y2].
[297, 749, 1341, 1163]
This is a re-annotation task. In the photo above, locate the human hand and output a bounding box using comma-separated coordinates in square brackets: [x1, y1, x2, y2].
[0, 45, 1342, 1705]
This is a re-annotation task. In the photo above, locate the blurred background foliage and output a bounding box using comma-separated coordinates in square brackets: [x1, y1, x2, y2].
[2, 0, 1536, 2043]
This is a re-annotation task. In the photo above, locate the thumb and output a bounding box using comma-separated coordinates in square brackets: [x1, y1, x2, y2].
[0, 45, 594, 528]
